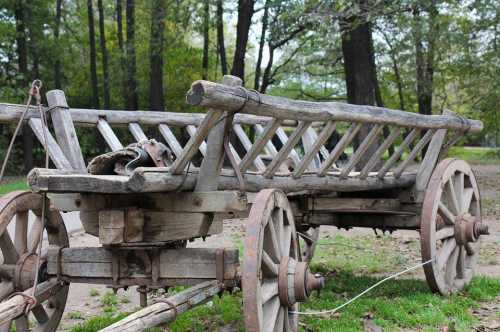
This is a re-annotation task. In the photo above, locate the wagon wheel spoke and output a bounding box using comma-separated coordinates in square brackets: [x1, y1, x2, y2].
[437, 238, 457, 270]
[445, 178, 460, 215]
[461, 188, 474, 214]
[28, 216, 44, 253]
[261, 279, 278, 304]
[435, 227, 454, 241]
[438, 202, 455, 226]
[456, 246, 466, 279]
[14, 211, 28, 254]
[263, 296, 281, 331]
[454, 172, 464, 212]
[444, 245, 459, 284]
[266, 219, 281, 262]
[275, 307, 285, 332]
[0, 232, 19, 264]
[298, 227, 320, 263]
[262, 251, 279, 277]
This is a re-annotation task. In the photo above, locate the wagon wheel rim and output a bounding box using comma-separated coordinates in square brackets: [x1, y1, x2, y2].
[243, 189, 300, 332]
[421, 159, 484, 295]
[0, 191, 69, 332]
[297, 226, 320, 263]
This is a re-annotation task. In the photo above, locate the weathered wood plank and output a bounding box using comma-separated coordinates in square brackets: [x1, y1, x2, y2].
[47, 247, 239, 282]
[306, 126, 330, 160]
[393, 129, 436, 178]
[233, 123, 266, 172]
[359, 127, 401, 179]
[158, 124, 183, 158]
[29, 167, 417, 194]
[306, 197, 418, 214]
[318, 122, 362, 176]
[275, 126, 301, 167]
[128, 122, 148, 141]
[97, 118, 124, 151]
[414, 128, 447, 192]
[28, 118, 73, 170]
[46, 90, 86, 172]
[186, 80, 483, 133]
[340, 124, 383, 178]
[377, 128, 420, 179]
[301, 128, 321, 170]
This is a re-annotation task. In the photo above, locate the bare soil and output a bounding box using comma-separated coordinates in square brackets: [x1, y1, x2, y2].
[57, 164, 500, 331]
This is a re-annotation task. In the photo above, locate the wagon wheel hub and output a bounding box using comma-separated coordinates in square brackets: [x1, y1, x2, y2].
[278, 256, 325, 307]
[453, 216, 489, 246]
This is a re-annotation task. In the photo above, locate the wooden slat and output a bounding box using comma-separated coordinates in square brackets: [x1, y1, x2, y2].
[415, 128, 447, 192]
[377, 128, 420, 179]
[28, 118, 73, 170]
[393, 129, 436, 178]
[97, 118, 123, 151]
[128, 122, 147, 141]
[275, 127, 301, 167]
[340, 124, 383, 178]
[158, 124, 183, 158]
[234, 124, 267, 172]
[318, 122, 362, 176]
[170, 110, 221, 174]
[186, 125, 208, 156]
[359, 127, 401, 179]
[306, 127, 330, 161]
[255, 124, 279, 157]
[301, 128, 320, 170]
[264, 121, 310, 178]
[46, 90, 87, 172]
[293, 121, 336, 178]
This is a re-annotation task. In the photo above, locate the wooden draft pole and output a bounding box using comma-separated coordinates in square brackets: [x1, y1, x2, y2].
[99, 280, 224, 332]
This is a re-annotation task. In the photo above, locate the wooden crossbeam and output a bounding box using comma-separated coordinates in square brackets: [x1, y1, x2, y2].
[97, 118, 123, 151]
[275, 127, 301, 167]
[318, 122, 362, 176]
[158, 124, 183, 158]
[293, 121, 336, 178]
[393, 129, 436, 178]
[340, 124, 383, 178]
[170, 110, 222, 174]
[377, 128, 420, 179]
[359, 127, 401, 179]
[264, 121, 310, 178]
[240, 119, 282, 173]
[233, 124, 266, 172]
[29, 118, 73, 170]
[128, 122, 147, 141]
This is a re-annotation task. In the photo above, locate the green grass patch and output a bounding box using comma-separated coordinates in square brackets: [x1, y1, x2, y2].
[0, 179, 28, 195]
[448, 146, 500, 164]
[70, 313, 129, 332]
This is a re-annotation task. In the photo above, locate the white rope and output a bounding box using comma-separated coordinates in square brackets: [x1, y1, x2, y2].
[290, 258, 434, 316]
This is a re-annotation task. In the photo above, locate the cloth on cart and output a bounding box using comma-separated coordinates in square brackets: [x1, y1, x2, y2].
[87, 139, 173, 175]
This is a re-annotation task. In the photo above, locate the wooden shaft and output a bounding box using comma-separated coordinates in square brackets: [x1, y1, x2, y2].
[264, 121, 310, 178]
[318, 123, 362, 176]
[99, 280, 224, 332]
[128, 123, 148, 141]
[359, 127, 401, 179]
[186, 80, 483, 133]
[393, 129, 436, 178]
[340, 124, 383, 178]
[293, 121, 336, 178]
[377, 128, 420, 179]
[97, 118, 124, 151]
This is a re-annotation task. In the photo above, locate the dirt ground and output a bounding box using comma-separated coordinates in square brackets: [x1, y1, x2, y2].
[57, 164, 500, 331]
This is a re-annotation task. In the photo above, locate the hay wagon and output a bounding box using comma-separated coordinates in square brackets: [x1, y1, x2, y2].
[0, 75, 488, 331]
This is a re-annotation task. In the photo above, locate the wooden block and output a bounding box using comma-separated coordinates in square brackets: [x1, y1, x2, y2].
[143, 212, 222, 241]
[124, 208, 144, 242]
[99, 210, 125, 245]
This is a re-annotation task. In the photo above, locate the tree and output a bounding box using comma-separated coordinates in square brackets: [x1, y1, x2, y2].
[231, 0, 255, 81]
[149, 0, 166, 111]
[53, 0, 63, 89]
[254, 0, 269, 90]
[87, 0, 100, 109]
[202, 0, 210, 80]
[216, 0, 227, 75]
[125, 0, 138, 110]
[115, 0, 128, 108]
[98, 0, 111, 109]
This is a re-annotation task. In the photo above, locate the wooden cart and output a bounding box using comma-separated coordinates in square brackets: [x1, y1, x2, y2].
[0, 75, 488, 332]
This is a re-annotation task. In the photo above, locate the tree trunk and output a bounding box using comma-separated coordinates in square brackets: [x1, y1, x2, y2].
[87, 0, 100, 109]
[254, 0, 269, 90]
[202, 0, 209, 80]
[125, 0, 139, 110]
[216, 0, 227, 75]
[260, 46, 274, 93]
[98, 0, 111, 109]
[54, 0, 63, 89]
[149, 0, 166, 111]
[14, 0, 34, 173]
[116, 0, 128, 108]
[340, 1, 378, 168]
[231, 0, 255, 81]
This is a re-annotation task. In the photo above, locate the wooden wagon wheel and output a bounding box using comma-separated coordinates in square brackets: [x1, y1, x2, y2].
[242, 189, 324, 332]
[297, 226, 320, 263]
[421, 159, 488, 295]
[0, 191, 69, 332]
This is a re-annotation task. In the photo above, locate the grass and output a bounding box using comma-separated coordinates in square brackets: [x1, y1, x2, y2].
[0, 178, 28, 195]
[447, 146, 500, 164]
